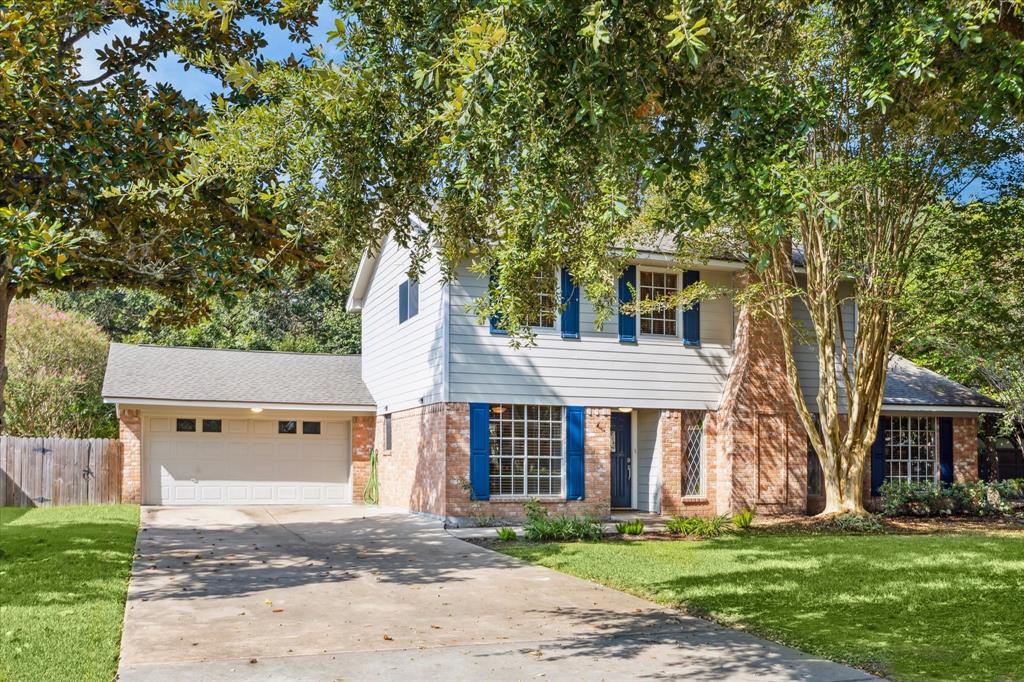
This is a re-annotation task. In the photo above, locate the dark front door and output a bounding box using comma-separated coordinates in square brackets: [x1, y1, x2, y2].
[610, 411, 632, 508]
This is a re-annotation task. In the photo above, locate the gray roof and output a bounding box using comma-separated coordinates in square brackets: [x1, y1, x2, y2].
[631, 232, 807, 267]
[103, 343, 374, 407]
[884, 355, 1001, 409]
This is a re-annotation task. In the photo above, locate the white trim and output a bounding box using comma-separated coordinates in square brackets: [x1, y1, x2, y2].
[630, 410, 638, 509]
[636, 265, 681, 339]
[881, 405, 1003, 415]
[107, 397, 374, 413]
[346, 240, 383, 312]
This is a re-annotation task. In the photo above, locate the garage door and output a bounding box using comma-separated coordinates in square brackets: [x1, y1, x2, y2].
[143, 415, 352, 505]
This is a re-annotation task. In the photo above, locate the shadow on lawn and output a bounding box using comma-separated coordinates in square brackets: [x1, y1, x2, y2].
[508, 533, 1024, 680]
[125, 510, 500, 602]
[0, 510, 138, 608]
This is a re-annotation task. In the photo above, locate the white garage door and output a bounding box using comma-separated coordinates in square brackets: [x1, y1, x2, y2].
[143, 415, 352, 505]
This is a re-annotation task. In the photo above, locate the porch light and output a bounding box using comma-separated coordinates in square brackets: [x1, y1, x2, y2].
[250, 407, 264, 413]
[491, 405, 506, 414]
[618, 407, 633, 413]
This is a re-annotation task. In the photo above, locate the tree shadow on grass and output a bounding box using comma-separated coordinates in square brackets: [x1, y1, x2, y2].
[501, 533, 1024, 682]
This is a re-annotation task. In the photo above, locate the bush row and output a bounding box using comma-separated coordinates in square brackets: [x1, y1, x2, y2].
[879, 479, 1023, 517]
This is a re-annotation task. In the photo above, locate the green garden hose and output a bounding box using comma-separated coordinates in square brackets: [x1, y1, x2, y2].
[362, 448, 380, 505]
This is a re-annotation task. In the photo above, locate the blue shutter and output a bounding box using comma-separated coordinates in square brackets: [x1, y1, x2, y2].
[870, 415, 889, 496]
[939, 417, 954, 484]
[398, 280, 409, 323]
[408, 279, 419, 318]
[560, 268, 580, 339]
[683, 270, 701, 347]
[469, 403, 491, 500]
[618, 265, 636, 343]
[488, 271, 507, 335]
[565, 405, 585, 500]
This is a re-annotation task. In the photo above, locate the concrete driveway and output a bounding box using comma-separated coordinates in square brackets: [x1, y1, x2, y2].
[119, 506, 875, 681]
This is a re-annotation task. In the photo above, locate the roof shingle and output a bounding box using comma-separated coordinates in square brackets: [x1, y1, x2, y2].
[884, 355, 1001, 409]
[102, 343, 374, 407]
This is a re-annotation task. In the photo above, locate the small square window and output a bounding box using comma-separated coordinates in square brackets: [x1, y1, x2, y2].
[302, 421, 321, 435]
[278, 420, 297, 434]
[176, 418, 196, 432]
[202, 419, 222, 433]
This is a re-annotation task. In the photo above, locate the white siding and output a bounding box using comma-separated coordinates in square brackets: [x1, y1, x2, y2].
[447, 265, 736, 410]
[360, 236, 446, 413]
[792, 291, 857, 412]
[635, 409, 661, 513]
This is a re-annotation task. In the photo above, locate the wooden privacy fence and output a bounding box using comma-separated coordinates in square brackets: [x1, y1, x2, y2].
[0, 437, 123, 507]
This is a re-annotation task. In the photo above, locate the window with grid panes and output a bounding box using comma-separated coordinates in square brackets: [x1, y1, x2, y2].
[639, 270, 678, 336]
[885, 416, 937, 483]
[488, 404, 563, 496]
[528, 273, 556, 328]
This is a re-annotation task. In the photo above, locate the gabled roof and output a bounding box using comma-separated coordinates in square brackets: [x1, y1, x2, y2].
[883, 355, 1002, 410]
[103, 343, 374, 408]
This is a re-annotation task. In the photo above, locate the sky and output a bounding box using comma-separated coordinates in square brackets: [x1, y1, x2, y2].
[76, 1, 340, 104]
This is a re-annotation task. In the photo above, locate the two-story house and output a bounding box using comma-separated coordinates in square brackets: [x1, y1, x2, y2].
[103, 235, 1001, 520]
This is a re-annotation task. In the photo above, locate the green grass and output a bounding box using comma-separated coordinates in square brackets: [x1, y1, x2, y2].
[0, 505, 139, 682]
[499, 530, 1024, 681]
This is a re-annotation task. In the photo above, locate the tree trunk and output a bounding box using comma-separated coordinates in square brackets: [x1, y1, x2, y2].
[0, 279, 12, 434]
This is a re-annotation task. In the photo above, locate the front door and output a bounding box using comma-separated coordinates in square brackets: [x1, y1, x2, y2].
[610, 411, 632, 508]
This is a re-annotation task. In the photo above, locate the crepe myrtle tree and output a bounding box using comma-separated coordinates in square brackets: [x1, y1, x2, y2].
[0, 0, 324, 430]
[171, 0, 1022, 513]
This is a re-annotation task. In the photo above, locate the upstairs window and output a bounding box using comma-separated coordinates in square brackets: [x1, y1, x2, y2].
[528, 273, 557, 329]
[885, 416, 937, 483]
[639, 270, 678, 336]
[398, 277, 419, 323]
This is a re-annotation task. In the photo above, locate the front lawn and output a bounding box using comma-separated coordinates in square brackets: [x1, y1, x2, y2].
[0, 505, 139, 682]
[498, 529, 1024, 682]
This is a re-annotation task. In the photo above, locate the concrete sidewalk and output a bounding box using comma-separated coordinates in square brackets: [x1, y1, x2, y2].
[118, 506, 877, 681]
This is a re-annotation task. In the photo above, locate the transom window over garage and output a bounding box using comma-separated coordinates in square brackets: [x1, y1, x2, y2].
[488, 404, 563, 496]
[885, 416, 937, 483]
[639, 270, 678, 336]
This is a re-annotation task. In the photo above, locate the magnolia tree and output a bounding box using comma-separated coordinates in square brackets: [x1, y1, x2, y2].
[0, 0, 323, 431]
[173, 0, 1023, 513]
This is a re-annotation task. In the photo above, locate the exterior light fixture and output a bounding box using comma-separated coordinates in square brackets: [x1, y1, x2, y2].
[250, 407, 264, 413]
[618, 407, 633, 413]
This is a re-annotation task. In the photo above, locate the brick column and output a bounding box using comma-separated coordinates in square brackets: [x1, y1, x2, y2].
[659, 410, 684, 514]
[119, 408, 142, 504]
[953, 416, 979, 482]
[350, 415, 375, 503]
[584, 407, 612, 517]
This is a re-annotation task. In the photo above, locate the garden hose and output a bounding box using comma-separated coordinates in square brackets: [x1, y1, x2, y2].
[362, 448, 380, 505]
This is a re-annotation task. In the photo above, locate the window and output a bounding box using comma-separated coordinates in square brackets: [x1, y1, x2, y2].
[489, 404, 563, 496]
[202, 419, 222, 433]
[302, 421, 321, 435]
[639, 270, 678, 336]
[384, 413, 393, 450]
[176, 418, 196, 432]
[398, 278, 419, 323]
[278, 420, 297, 434]
[527, 273, 556, 329]
[683, 417, 705, 497]
[885, 416, 937, 483]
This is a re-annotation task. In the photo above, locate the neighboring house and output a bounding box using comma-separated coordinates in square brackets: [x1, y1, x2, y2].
[103, 236, 1002, 520]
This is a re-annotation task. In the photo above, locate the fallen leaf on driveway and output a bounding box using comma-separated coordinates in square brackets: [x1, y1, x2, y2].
[264, 599, 273, 606]
[272, 609, 284, 613]
[382, 634, 393, 641]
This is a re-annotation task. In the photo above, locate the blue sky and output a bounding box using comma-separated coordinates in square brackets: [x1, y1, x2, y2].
[76, 1, 339, 103]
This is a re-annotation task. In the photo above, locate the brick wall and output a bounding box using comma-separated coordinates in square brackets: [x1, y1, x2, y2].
[374, 403, 447, 516]
[119, 408, 142, 504]
[444, 405, 611, 523]
[350, 416, 375, 503]
[953, 416, 979, 482]
[661, 410, 720, 517]
[712, 298, 807, 515]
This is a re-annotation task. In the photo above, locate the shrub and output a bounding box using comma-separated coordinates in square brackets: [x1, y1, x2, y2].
[733, 508, 756, 529]
[821, 513, 886, 533]
[523, 512, 603, 541]
[666, 515, 730, 538]
[880, 480, 1011, 517]
[5, 300, 116, 438]
[615, 519, 645, 535]
[495, 527, 518, 542]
